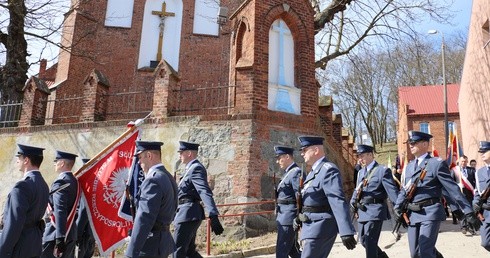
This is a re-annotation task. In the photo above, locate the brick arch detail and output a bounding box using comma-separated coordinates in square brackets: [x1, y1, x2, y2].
[263, 5, 309, 46]
[234, 17, 252, 66]
[261, 5, 310, 89]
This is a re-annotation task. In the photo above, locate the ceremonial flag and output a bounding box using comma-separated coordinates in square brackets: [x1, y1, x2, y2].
[118, 154, 144, 221]
[75, 122, 142, 255]
[446, 124, 462, 169]
[451, 165, 475, 193]
[400, 154, 408, 186]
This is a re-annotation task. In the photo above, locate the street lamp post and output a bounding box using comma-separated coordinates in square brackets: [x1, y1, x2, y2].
[428, 30, 448, 156]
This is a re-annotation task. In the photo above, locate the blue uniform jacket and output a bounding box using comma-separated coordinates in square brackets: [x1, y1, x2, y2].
[474, 166, 490, 222]
[350, 161, 399, 222]
[174, 160, 219, 224]
[126, 164, 178, 258]
[0, 171, 49, 258]
[395, 155, 473, 224]
[300, 157, 356, 240]
[276, 163, 303, 225]
[43, 172, 79, 243]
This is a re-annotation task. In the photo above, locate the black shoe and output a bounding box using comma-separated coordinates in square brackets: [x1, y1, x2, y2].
[378, 251, 389, 258]
[436, 249, 444, 258]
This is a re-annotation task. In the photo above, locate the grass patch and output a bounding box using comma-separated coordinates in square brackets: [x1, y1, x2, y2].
[211, 239, 252, 254]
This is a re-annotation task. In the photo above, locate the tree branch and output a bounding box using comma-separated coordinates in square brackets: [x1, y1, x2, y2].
[314, 0, 355, 32]
[0, 30, 6, 45]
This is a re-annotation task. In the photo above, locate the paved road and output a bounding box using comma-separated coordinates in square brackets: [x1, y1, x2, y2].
[111, 217, 487, 258]
[249, 217, 487, 258]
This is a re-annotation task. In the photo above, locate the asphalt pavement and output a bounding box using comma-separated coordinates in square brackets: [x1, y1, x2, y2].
[248, 217, 487, 258]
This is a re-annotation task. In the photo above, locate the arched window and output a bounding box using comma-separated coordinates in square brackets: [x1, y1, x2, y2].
[105, 0, 134, 28]
[193, 0, 219, 36]
[268, 19, 300, 114]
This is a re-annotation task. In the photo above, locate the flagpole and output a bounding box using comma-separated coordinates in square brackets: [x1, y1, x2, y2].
[74, 113, 151, 177]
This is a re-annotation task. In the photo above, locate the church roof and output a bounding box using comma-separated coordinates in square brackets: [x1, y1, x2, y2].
[23, 76, 51, 94]
[398, 84, 460, 116]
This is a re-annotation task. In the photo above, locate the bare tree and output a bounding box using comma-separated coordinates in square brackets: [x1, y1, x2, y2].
[321, 33, 467, 146]
[0, 0, 70, 103]
[312, 0, 454, 69]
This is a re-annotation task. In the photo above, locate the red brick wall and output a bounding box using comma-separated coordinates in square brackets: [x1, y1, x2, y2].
[459, 0, 490, 165]
[398, 100, 461, 161]
[41, 0, 356, 201]
[407, 114, 461, 160]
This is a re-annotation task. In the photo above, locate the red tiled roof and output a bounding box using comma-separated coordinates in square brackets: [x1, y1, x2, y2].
[398, 84, 459, 115]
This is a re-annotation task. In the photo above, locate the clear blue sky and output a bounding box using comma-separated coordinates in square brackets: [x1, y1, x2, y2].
[416, 1, 472, 37]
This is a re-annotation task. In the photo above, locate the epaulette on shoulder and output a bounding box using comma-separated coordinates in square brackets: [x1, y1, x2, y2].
[323, 162, 334, 170]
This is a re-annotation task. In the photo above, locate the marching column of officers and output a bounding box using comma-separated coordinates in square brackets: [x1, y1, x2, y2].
[0, 140, 223, 258]
[274, 132, 490, 258]
[1, 131, 490, 258]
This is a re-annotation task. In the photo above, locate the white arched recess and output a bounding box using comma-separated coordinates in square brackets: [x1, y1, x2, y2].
[193, 0, 220, 36]
[138, 0, 183, 70]
[268, 19, 300, 115]
[105, 0, 134, 28]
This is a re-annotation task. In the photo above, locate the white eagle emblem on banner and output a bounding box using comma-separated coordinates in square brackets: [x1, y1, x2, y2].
[103, 167, 130, 208]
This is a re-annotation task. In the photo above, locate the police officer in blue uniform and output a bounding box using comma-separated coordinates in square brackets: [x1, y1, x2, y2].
[394, 131, 481, 258]
[350, 144, 399, 258]
[74, 158, 95, 258]
[173, 141, 223, 258]
[473, 141, 490, 252]
[295, 136, 356, 257]
[274, 146, 303, 258]
[42, 151, 80, 258]
[125, 141, 178, 258]
[0, 144, 49, 258]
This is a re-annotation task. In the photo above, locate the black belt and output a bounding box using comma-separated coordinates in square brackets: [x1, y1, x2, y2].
[178, 198, 198, 205]
[152, 222, 170, 232]
[302, 205, 331, 213]
[361, 197, 385, 205]
[23, 220, 45, 231]
[407, 198, 440, 212]
[277, 199, 296, 205]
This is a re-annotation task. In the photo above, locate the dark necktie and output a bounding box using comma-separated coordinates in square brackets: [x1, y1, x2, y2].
[414, 159, 419, 173]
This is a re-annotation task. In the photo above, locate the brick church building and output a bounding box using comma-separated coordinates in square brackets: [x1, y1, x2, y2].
[1, 0, 357, 237]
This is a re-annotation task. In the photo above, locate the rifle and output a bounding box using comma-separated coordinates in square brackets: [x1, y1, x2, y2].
[352, 165, 378, 220]
[392, 161, 428, 237]
[49, 183, 70, 195]
[273, 169, 278, 215]
[296, 163, 305, 219]
[475, 185, 490, 221]
[351, 180, 365, 221]
[273, 169, 278, 201]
